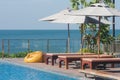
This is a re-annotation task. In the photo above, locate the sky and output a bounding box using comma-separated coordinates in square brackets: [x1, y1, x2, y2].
[0, 0, 120, 30]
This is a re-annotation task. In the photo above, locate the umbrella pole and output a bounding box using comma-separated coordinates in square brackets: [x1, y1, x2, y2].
[113, 0, 115, 37]
[81, 24, 84, 55]
[97, 16, 101, 57]
[67, 24, 70, 53]
[112, 0, 115, 37]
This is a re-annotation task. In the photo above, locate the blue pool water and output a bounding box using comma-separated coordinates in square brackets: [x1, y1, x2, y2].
[0, 62, 79, 80]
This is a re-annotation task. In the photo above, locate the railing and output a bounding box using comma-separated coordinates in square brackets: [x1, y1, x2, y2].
[103, 40, 120, 54]
[1, 39, 120, 58]
[0, 39, 81, 58]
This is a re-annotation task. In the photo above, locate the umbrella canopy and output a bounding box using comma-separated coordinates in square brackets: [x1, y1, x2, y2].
[51, 16, 111, 24]
[67, 3, 120, 55]
[40, 8, 111, 53]
[68, 3, 120, 16]
[40, 9, 111, 24]
[40, 10, 70, 21]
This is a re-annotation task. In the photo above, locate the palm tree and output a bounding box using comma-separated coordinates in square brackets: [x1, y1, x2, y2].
[70, 0, 87, 54]
[70, 0, 79, 10]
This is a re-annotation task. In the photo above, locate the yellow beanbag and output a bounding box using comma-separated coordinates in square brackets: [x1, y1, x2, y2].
[24, 51, 43, 63]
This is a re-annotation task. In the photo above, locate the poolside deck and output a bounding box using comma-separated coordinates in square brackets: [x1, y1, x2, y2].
[2, 58, 120, 80]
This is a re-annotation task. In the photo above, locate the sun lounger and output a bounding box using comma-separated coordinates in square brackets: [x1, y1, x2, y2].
[79, 69, 120, 80]
[44, 53, 95, 65]
[58, 55, 113, 69]
[81, 58, 120, 70]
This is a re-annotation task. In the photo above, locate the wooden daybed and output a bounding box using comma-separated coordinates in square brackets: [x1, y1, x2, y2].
[44, 53, 94, 65]
[81, 58, 120, 70]
[58, 55, 113, 69]
[79, 69, 120, 80]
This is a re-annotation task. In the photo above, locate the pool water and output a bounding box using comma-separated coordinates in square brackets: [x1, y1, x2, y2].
[0, 62, 79, 80]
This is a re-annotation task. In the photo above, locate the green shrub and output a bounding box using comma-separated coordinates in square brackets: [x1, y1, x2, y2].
[79, 48, 103, 54]
[0, 51, 28, 58]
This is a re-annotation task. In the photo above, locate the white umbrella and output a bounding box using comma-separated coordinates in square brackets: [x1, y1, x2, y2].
[40, 9, 111, 53]
[68, 3, 120, 16]
[40, 9, 111, 24]
[51, 16, 111, 24]
[40, 10, 70, 21]
[67, 3, 120, 55]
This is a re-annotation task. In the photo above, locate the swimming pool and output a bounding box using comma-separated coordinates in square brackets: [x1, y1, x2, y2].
[0, 61, 80, 80]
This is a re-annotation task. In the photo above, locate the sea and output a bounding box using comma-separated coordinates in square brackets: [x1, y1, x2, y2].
[0, 30, 81, 39]
[0, 30, 120, 53]
[0, 29, 120, 39]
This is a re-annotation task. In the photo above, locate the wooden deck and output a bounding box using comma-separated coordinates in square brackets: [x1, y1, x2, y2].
[2, 58, 120, 80]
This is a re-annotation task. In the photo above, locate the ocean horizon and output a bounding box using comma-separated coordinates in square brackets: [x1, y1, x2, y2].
[0, 29, 120, 39]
